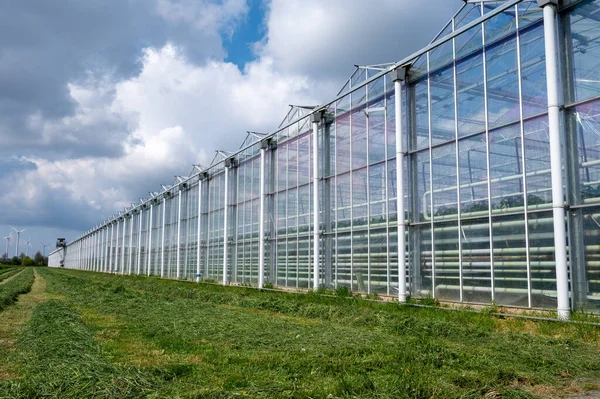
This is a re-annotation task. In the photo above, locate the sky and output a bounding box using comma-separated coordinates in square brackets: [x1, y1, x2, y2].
[0, 0, 460, 257]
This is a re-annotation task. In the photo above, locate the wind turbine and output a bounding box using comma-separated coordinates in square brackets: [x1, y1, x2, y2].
[40, 241, 49, 257]
[25, 238, 32, 257]
[3, 232, 11, 258]
[9, 226, 26, 257]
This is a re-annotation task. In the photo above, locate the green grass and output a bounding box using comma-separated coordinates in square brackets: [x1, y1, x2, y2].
[0, 267, 22, 282]
[0, 268, 33, 311]
[1, 300, 159, 398]
[1, 268, 600, 398]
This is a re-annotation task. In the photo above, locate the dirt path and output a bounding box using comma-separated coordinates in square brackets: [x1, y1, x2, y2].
[0, 269, 61, 379]
[0, 269, 24, 285]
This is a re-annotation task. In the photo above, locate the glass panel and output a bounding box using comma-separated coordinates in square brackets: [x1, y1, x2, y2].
[335, 232, 351, 288]
[369, 162, 386, 227]
[352, 107, 368, 170]
[336, 95, 351, 174]
[369, 228, 388, 295]
[457, 51, 486, 137]
[528, 211, 557, 308]
[433, 221, 460, 301]
[485, 6, 516, 44]
[416, 150, 430, 222]
[493, 214, 529, 307]
[368, 109, 386, 164]
[489, 124, 524, 212]
[524, 116, 553, 208]
[455, 4, 482, 30]
[461, 218, 491, 304]
[430, 65, 455, 145]
[456, 22, 483, 59]
[413, 78, 430, 150]
[414, 224, 432, 297]
[336, 173, 351, 229]
[486, 35, 520, 128]
[582, 206, 600, 311]
[352, 230, 368, 293]
[573, 101, 600, 202]
[569, 0, 600, 102]
[432, 144, 458, 220]
[519, 22, 546, 118]
[459, 133, 489, 216]
[352, 168, 368, 227]
[429, 41, 454, 72]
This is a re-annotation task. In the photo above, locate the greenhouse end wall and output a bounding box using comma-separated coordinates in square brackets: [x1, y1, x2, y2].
[51, 0, 600, 315]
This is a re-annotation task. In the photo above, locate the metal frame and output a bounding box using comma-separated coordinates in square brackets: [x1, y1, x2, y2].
[55, 0, 600, 319]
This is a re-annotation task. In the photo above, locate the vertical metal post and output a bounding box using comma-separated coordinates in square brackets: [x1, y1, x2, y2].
[177, 188, 182, 279]
[197, 179, 203, 282]
[115, 220, 120, 273]
[223, 165, 229, 285]
[161, 197, 166, 278]
[128, 214, 134, 275]
[392, 67, 407, 302]
[121, 218, 126, 275]
[311, 112, 322, 290]
[108, 223, 114, 274]
[539, 0, 569, 319]
[100, 228, 104, 272]
[259, 143, 267, 288]
[137, 208, 143, 275]
[147, 203, 154, 276]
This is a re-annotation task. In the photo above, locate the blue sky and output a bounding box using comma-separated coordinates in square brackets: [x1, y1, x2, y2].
[0, 0, 460, 257]
[224, 0, 265, 68]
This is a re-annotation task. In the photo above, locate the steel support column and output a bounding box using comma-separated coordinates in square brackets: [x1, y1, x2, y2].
[147, 203, 154, 276]
[128, 214, 134, 275]
[259, 143, 267, 288]
[392, 66, 408, 302]
[137, 208, 143, 275]
[176, 188, 182, 279]
[115, 220, 120, 273]
[223, 164, 230, 285]
[108, 223, 114, 274]
[539, 0, 570, 319]
[121, 218, 126, 275]
[311, 112, 322, 291]
[196, 179, 203, 282]
[161, 197, 166, 278]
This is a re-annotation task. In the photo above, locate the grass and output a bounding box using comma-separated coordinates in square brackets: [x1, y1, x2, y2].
[0, 268, 600, 398]
[1, 300, 159, 398]
[0, 267, 23, 283]
[0, 269, 34, 311]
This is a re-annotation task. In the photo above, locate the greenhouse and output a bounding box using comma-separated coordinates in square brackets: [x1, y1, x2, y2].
[50, 0, 600, 317]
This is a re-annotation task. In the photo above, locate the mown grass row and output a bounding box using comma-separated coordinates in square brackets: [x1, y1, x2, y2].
[0, 268, 34, 311]
[0, 300, 160, 399]
[30, 268, 600, 398]
[0, 267, 23, 283]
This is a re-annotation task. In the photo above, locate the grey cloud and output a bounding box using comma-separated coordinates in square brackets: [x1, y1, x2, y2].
[0, 0, 236, 159]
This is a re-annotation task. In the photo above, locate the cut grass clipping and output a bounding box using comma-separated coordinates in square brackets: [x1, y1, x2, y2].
[0, 300, 158, 399]
[0, 268, 33, 311]
[12, 268, 597, 398]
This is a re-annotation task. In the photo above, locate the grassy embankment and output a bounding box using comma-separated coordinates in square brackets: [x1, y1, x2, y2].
[0, 267, 599, 398]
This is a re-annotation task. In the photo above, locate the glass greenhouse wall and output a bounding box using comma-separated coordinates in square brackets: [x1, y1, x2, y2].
[49, 0, 600, 315]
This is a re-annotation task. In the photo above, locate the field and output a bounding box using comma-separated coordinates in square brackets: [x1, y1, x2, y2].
[0, 268, 599, 398]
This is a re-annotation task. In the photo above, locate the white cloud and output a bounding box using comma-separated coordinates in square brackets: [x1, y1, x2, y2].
[155, 0, 248, 38]
[259, 0, 458, 80]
